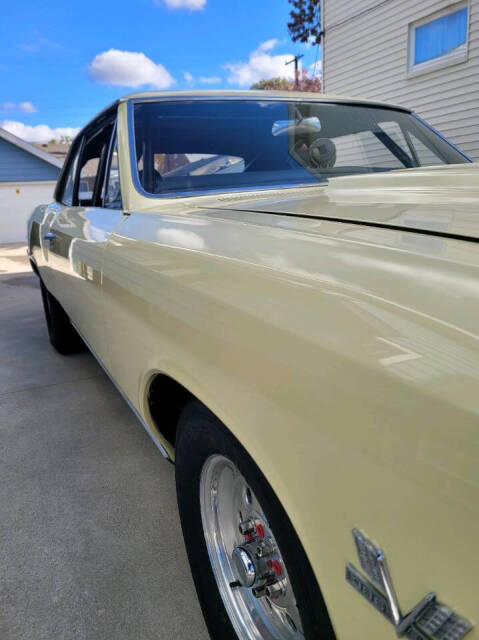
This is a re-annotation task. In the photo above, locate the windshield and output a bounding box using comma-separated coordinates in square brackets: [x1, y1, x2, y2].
[131, 99, 469, 196]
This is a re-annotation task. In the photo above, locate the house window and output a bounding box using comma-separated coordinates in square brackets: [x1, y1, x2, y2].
[409, 3, 469, 75]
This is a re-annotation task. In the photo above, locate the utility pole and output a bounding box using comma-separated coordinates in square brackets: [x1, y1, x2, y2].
[285, 54, 304, 90]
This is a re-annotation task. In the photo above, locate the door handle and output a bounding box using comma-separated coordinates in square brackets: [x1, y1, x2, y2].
[44, 232, 56, 240]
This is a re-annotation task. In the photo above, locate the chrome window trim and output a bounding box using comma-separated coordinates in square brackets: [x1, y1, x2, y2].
[412, 113, 472, 162]
[55, 101, 119, 204]
[101, 119, 124, 210]
[126, 97, 470, 201]
[70, 135, 86, 207]
[126, 96, 412, 201]
[55, 135, 84, 206]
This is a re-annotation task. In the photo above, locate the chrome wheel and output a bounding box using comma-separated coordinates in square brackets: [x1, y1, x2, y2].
[200, 454, 304, 640]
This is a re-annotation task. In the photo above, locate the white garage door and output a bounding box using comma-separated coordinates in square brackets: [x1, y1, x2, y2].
[0, 181, 56, 244]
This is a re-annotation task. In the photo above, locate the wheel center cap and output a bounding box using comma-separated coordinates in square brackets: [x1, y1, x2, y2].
[232, 546, 256, 588]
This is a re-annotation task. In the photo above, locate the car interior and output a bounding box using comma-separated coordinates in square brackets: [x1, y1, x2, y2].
[132, 99, 468, 196]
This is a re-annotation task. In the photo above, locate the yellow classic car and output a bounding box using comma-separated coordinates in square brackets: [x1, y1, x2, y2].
[27, 91, 478, 640]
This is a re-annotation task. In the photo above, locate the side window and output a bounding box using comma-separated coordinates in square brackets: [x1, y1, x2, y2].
[409, 133, 443, 166]
[332, 122, 412, 170]
[408, 3, 469, 75]
[103, 137, 122, 209]
[414, 6, 467, 64]
[78, 158, 98, 204]
[78, 124, 113, 206]
[61, 143, 81, 206]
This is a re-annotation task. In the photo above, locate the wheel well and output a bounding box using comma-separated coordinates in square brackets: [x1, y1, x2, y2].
[29, 258, 39, 277]
[147, 374, 193, 447]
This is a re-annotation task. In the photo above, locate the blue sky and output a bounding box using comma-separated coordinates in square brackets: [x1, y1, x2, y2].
[0, 0, 321, 142]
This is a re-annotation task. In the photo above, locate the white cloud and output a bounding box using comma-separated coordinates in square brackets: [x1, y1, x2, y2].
[88, 49, 174, 89]
[0, 101, 37, 113]
[303, 35, 318, 49]
[0, 120, 80, 144]
[309, 60, 322, 75]
[256, 39, 279, 52]
[225, 40, 295, 87]
[157, 0, 206, 9]
[199, 76, 221, 84]
[182, 72, 221, 86]
[19, 101, 37, 113]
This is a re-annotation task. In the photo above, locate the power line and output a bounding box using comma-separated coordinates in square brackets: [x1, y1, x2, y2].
[325, 0, 396, 33]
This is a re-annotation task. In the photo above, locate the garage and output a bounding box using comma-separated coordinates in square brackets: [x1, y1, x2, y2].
[0, 127, 62, 244]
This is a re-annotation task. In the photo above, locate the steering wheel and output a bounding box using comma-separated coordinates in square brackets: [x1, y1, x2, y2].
[138, 169, 163, 193]
[308, 138, 337, 168]
[290, 136, 337, 170]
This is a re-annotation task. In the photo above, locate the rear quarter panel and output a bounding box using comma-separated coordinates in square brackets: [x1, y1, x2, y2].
[102, 206, 479, 639]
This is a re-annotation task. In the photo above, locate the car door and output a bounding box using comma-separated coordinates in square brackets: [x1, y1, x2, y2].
[43, 112, 126, 367]
[36, 138, 82, 297]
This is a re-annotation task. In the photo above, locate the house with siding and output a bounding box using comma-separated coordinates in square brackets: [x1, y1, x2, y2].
[0, 127, 62, 244]
[322, 0, 479, 160]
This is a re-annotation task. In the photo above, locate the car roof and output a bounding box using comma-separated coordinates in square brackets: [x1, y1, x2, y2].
[119, 90, 411, 113]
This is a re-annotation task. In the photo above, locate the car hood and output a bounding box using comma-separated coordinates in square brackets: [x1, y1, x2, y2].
[205, 163, 479, 241]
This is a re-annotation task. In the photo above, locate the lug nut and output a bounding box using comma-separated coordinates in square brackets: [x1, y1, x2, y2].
[252, 585, 267, 598]
[267, 559, 283, 577]
[266, 582, 284, 600]
[238, 519, 255, 535]
[256, 539, 274, 558]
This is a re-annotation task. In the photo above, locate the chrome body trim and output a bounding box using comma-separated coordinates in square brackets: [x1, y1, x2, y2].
[348, 529, 473, 639]
[376, 551, 402, 626]
[72, 322, 171, 461]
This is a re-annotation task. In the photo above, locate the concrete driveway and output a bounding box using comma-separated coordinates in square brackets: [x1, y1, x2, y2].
[0, 245, 209, 640]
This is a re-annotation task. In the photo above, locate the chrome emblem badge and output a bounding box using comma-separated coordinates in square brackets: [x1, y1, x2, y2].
[346, 529, 473, 639]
